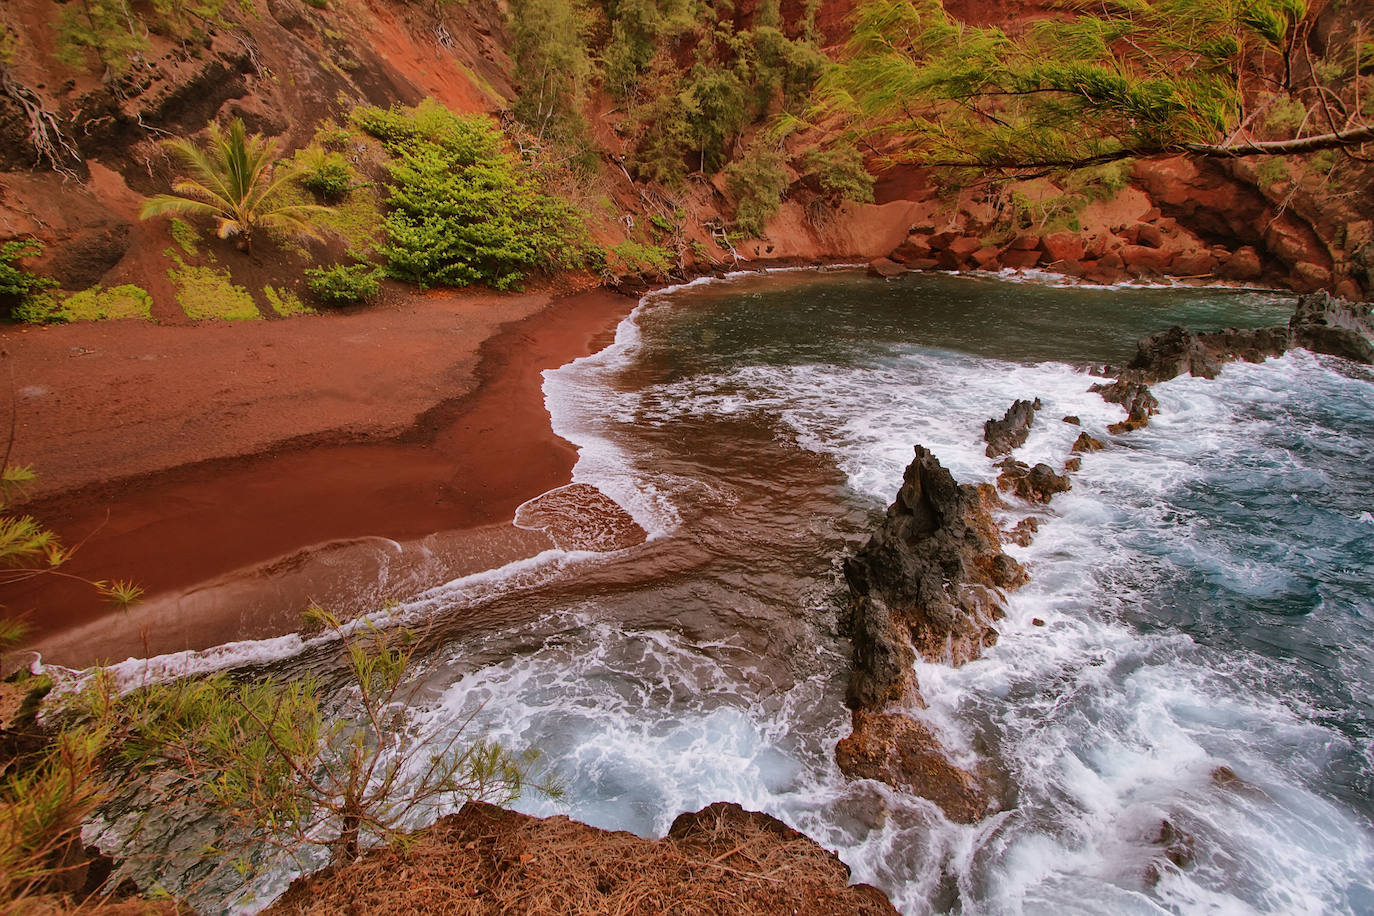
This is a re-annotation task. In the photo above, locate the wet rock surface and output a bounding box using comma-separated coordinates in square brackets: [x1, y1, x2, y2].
[983, 398, 1040, 457]
[834, 711, 994, 824]
[838, 446, 1031, 821]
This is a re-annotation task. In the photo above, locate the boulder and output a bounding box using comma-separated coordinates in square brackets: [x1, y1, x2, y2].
[867, 257, 908, 279]
[1007, 233, 1041, 251]
[1071, 432, 1105, 453]
[972, 246, 1002, 269]
[996, 459, 1071, 503]
[1136, 223, 1165, 248]
[890, 234, 933, 263]
[1000, 249, 1044, 270]
[1041, 231, 1085, 263]
[1218, 246, 1263, 281]
[835, 710, 994, 824]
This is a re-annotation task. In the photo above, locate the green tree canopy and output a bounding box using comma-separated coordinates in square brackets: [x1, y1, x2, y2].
[817, 0, 1373, 170]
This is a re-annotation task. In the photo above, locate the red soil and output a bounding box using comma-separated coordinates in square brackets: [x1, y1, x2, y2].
[0, 285, 637, 666]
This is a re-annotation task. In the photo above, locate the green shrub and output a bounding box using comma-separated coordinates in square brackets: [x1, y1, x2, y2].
[803, 144, 874, 203]
[298, 147, 354, 199]
[352, 100, 589, 290]
[0, 239, 58, 322]
[59, 284, 154, 321]
[724, 146, 789, 237]
[608, 240, 672, 276]
[305, 262, 382, 306]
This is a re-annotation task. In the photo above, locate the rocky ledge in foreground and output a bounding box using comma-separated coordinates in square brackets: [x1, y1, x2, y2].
[267, 801, 896, 915]
[836, 446, 1029, 823]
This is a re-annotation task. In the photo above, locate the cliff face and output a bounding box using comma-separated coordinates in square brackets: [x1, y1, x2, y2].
[1, 0, 1370, 315]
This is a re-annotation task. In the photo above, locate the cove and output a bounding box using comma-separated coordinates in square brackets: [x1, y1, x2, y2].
[96, 270, 1374, 915]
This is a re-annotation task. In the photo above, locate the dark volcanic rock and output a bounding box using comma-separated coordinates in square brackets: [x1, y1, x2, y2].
[838, 447, 1027, 822]
[996, 459, 1071, 503]
[835, 710, 993, 824]
[1290, 291, 1374, 363]
[983, 398, 1041, 458]
[1126, 324, 1292, 383]
[843, 446, 1025, 686]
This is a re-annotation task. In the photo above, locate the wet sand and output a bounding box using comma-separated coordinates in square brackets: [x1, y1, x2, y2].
[0, 286, 638, 666]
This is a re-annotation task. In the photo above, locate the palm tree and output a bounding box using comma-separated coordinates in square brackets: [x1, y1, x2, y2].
[140, 119, 328, 253]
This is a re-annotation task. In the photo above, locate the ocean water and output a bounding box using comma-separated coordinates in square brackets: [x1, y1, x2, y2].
[113, 271, 1374, 914]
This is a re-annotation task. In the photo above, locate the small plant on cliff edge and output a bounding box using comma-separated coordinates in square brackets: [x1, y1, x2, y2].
[140, 119, 330, 254]
[297, 146, 356, 200]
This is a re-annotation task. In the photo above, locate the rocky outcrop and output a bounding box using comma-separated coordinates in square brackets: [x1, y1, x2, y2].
[838, 446, 1030, 820]
[843, 446, 1026, 687]
[984, 398, 1040, 457]
[996, 459, 1071, 503]
[268, 801, 898, 915]
[1290, 291, 1374, 363]
[1090, 292, 1373, 432]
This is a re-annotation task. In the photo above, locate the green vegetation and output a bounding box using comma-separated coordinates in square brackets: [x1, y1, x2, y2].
[55, 0, 236, 76]
[0, 239, 57, 322]
[305, 262, 382, 306]
[297, 146, 355, 199]
[352, 100, 589, 290]
[169, 217, 201, 256]
[724, 144, 788, 237]
[168, 256, 261, 321]
[803, 143, 875, 204]
[819, 0, 1373, 170]
[607, 240, 673, 276]
[265, 285, 315, 316]
[509, 0, 594, 148]
[141, 119, 329, 254]
[598, 0, 825, 184]
[59, 284, 154, 321]
[0, 604, 551, 910]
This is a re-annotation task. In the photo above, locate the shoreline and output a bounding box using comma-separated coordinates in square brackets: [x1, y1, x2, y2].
[1, 262, 1299, 668]
[4, 283, 639, 666]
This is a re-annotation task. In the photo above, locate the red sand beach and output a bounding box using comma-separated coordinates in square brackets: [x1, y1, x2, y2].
[0, 285, 639, 666]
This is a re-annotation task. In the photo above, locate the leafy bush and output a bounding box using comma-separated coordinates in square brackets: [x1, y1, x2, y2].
[803, 144, 874, 203]
[305, 262, 383, 306]
[298, 147, 355, 199]
[608, 240, 673, 276]
[59, 284, 154, 321]
[725, 146, 789, 237]
[0, 239, 58, 322]
[351, 100, 588, 290]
